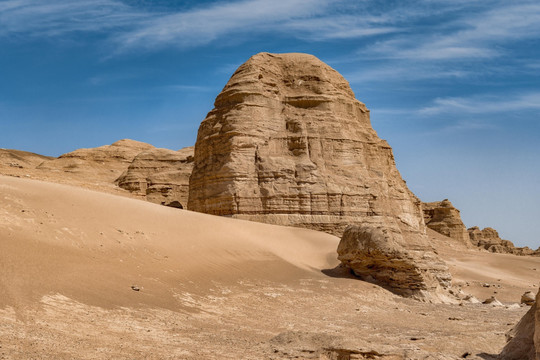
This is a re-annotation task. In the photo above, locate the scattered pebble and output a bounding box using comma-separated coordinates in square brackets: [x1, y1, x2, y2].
[131, 285, 140, 291]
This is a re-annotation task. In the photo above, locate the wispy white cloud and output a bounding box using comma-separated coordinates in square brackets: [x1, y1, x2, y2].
[113, 0, 332, 50]
[364, 2, 540, 61]
[0, 0, 146, 37]
[345, 65, 470, 84]
[418, 93, 540, 116]
[0, 0, 406, 53]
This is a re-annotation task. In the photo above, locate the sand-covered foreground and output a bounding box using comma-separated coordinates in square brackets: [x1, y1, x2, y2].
[1, 175, 539, 359]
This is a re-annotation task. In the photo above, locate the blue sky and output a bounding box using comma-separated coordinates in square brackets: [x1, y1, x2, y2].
[1, 0, 539, 247]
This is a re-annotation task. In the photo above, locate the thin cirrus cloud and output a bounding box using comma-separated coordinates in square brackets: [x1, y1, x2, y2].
[363, 2, 540, 61]
[0, 0, 145, 37]
[112, 0, 334, 51]
[0, 0, 398, 52]
[418, 93, 540, 116]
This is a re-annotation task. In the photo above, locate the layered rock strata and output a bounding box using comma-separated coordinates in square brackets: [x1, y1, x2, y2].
[116, 146, 194, 208]
[188, 52, 426, 238]
[422, 199, 470, 246]
[337, 224, 453, 302]
[37, 139, 154, 183]
[468, 226, 536, 256]
[500, 288, 539, 359]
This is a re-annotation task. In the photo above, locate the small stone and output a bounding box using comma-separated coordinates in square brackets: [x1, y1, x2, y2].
[131, 285, 140, 291]
[521, 291, 535, 305]
[483, 296, 503, 306]
[482, 283, 491, 288]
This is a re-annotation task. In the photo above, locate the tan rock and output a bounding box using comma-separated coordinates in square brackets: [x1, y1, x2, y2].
[523, 291, 536, 306]
[0, 149, 53, 171]
[468, 226, 534, 256]
[337, 224, 453, 302]
[116, 146, 194, 208]
[37, 139, 154, 183]
[188, 52, 425, 238]
[422, 199, 470, 246]
[500, 288, 539, 359]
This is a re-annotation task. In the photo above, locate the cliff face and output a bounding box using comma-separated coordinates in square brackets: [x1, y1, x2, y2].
[422, 199, 470, 247]
[188, 52, 426, 238]
[116, 147, 194, 208]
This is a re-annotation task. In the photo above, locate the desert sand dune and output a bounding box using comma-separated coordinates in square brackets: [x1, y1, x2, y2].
[1, 174, 539, 359]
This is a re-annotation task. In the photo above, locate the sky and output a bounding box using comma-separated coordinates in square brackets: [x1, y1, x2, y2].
[0, 0, 539, 248]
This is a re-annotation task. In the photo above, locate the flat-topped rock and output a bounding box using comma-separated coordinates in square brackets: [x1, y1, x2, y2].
[188, 52, 426, 238]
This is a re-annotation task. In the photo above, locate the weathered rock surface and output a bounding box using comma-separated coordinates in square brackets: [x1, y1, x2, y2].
[37, 139, 155, 183]
[0, 149, 53, 170]
[337, 224, 453, 302]
[500, 288, 539, 359]
[115, 146, 194, 208]
[189, 52, 426, 238]
[523, 291, 536, 306]
[468, 226, 535, 256]
[422, 199, 470, 246]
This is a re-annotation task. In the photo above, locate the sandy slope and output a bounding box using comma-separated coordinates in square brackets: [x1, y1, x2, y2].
[1, 175, 539, 359]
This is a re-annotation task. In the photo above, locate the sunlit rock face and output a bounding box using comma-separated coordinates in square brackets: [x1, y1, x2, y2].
[189, 52, 426, 238]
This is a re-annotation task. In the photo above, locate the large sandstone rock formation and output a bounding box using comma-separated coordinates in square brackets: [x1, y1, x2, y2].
[115, 146, 194, 208]
[188, 52, 425, 238]
[468, 226, 535, 256]
[422, 199, 470, 246]
[500, 288, 539, 359]
[337, 224, 453, 302]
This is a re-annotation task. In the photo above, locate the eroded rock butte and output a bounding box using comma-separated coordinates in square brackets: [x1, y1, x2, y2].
[188, 52, 425, 238]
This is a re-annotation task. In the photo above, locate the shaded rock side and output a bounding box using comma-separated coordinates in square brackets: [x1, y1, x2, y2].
[37, 139, 155, 183]
[115, 146, 194, 208]
[500, 288, 539, 360]
[337, 225, 453, 302]
[422, 199, 470, 247]
[468, 226, 535, 256]
[188, 52, 425, 237]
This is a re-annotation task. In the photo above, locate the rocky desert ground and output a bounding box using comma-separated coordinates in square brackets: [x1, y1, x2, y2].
[1, 53, 539, 359]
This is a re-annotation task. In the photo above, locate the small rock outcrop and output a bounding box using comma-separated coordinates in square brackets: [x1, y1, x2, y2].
[523, 291, 536, 306]
[189, 52, 426, 238]
[468, 226, 535, 256]
[115, 146, 194, 208]
[337, 224, 453, 302]
[500, 288, 539, 360]
[422, 199, 470, 246]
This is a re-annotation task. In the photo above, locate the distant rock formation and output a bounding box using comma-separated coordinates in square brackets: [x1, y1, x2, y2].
[115, 146, 194, 208]
[422, 199, 470, 246]
[189, 52, 426, 238]
[3, 139, 195, 209]
[337, 224, 453, 302]
[500, 288, 539, 359]
[0, 149, 53, 171]
[468, 226, 536, 256]
[37, 139, 154, 183]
